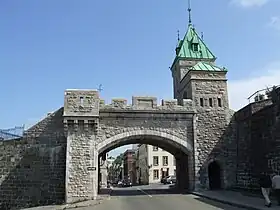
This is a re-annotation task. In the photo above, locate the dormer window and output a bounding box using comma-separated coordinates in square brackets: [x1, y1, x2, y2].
[192, 43, 199, 52]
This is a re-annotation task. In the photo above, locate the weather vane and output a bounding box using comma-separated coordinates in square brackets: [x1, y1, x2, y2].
[188, 0, 192, 25]
[98, 84, 103, 92]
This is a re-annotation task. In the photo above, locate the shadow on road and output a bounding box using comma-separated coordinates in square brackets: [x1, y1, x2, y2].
[110, 186, 190, 197]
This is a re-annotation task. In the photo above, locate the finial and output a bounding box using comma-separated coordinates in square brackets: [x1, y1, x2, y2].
[201, 32, 204, 40]
[188, 0, 192, 25]
[177, 30, 180, 41]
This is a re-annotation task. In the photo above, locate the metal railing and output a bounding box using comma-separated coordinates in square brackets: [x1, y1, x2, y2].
[247, 85, 280, 103]
[0, 125, 25, 141]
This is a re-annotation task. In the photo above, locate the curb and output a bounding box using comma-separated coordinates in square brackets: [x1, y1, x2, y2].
[61, 190, 113, 210]
[191, 192, 263, 210]
[21, 189, 113, 210]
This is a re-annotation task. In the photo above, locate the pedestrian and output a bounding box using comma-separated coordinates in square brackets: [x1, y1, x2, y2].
[272, 172, 280, 206]
[259, 172, 272, 207]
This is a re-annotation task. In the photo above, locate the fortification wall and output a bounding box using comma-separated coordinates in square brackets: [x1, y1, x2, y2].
[0, 108, 66, 210]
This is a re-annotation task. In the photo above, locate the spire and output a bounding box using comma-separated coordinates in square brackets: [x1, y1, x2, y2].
[188, 0, 192, 25]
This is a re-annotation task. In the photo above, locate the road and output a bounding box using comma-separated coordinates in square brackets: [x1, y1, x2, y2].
[80, 184, 244, 210]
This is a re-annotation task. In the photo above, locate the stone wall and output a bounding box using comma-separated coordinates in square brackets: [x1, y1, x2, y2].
[63, 90, 197, 203]
[180, 70, 237, 190]
[235, 95, 280, 190]
[0, 108, 66, 210]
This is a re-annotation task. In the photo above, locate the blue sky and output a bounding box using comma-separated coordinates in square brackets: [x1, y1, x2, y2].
[1, 0, 280, 157]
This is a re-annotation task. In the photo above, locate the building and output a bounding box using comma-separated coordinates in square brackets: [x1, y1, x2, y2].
[123, 149, 137, 184]
[106, 155, 116, 182]
[136, 145, 176, 184]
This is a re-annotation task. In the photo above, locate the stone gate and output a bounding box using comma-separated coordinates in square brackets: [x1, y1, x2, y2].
[63, 89, 196, 203]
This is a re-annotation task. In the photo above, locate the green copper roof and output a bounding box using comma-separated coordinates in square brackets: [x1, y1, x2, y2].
[176, 25, 216, 60]
[190, 62, 227, 71]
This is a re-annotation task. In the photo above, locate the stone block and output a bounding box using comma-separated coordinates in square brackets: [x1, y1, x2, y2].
[111, 99, 127, 108]
[99, 99, 105, 107]
[161, 99, 178, 107]
[182, 99, 193, 107]
[64, 89, 100, 117]
[132, 96, 157, 108]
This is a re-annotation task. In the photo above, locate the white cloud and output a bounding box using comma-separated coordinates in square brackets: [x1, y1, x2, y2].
[230, 0, 270, 7]
[268, 16, 280, 31]
[228, 62, 280, 111]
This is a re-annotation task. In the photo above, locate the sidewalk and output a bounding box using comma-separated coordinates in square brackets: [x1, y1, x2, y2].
[21, 188, 112, 210]
[192, 189, 279, 210]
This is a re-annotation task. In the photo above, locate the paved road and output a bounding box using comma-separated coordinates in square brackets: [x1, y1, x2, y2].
[79, 184, 245, 210]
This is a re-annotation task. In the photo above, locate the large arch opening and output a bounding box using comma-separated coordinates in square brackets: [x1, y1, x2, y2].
[208, 161, 222, 190]
[97, 130, 193, 196]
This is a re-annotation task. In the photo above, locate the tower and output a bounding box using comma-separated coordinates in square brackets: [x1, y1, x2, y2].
[171, 1, 232, 190]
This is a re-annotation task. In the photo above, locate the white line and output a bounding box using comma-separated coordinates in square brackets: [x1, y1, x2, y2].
[137, 187, 153, 197]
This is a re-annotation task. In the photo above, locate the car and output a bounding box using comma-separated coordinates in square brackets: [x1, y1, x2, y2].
[117, 180, 123, 187]
[162, 175, 176, 184]
[122, 179, 132, 187]
[166, 175, 176, 184]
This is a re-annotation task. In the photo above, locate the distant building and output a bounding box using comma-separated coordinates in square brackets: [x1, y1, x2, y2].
[123, 149, 137, 184]
[136, 145, 176, 184]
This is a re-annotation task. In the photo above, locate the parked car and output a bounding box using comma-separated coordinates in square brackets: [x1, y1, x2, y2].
[162, 175, 176, 184]
[117, 180, 123, 187]
[122, 179, 132, 187]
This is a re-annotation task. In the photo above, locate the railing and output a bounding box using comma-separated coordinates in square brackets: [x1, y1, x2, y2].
[247, 85, 280, 103]
[0, 125, 25, 141]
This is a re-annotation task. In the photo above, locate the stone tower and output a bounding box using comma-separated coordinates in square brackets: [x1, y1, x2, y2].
[171, 14, 233, 189]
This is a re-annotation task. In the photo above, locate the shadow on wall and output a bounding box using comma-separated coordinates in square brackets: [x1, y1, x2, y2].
[234, 98, 280, 191]
[198, 110, 237, 190]
[0, 108, 67, 210]
[198, 95, 280, 192]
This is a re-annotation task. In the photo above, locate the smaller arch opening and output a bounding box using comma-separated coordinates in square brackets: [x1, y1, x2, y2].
[208, 161, 221, 190]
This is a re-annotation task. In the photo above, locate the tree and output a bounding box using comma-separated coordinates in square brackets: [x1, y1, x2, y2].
[108, 153, 124, 181]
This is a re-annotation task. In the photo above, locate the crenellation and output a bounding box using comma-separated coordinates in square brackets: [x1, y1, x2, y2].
[132, 96, 157, 108]
[98, 97, 194, 112]
[111, 99, 128, 108]
[182, 99, 194, 107]
[161, 99, 178, 107]
[99, 99, 105, 107]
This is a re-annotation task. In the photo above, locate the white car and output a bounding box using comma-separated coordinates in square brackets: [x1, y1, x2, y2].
[165, 175, 176, 184]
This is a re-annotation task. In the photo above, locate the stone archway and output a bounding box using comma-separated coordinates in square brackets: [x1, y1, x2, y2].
[97, 129, 194, 193]
[97, 130, 192, 154]
[208, 161, 222, 190]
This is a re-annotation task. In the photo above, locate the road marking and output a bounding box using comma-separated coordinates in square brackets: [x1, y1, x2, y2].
[136, 187, 153, 197]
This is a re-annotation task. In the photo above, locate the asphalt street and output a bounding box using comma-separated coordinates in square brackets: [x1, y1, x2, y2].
[78, 184, 245, 210]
